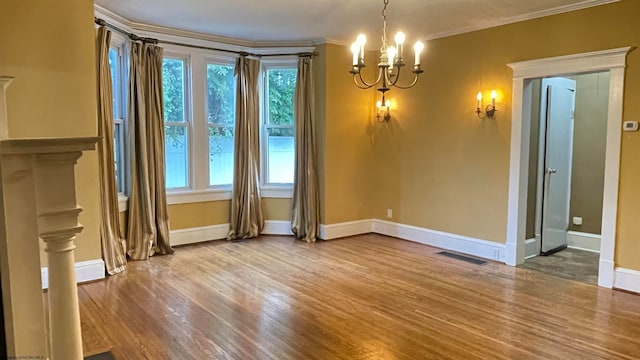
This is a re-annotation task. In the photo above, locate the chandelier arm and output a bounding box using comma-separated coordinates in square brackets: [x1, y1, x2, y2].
[352, 73, 376, 89]
[391, 72, 421, 90]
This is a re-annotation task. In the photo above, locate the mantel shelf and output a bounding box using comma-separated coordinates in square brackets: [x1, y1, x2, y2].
[0, 136, 100, 155]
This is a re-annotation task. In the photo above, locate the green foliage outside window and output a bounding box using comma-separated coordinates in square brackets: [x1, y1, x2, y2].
[268, 69, 297, 131]
[162, 58, 185, 147]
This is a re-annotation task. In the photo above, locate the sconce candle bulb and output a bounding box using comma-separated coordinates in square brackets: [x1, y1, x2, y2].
[476, 90, 497, 119]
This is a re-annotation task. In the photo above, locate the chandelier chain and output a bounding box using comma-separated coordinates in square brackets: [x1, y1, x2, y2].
[381, 0, 389, 49]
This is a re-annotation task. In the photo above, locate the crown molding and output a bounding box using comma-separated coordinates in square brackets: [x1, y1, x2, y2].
[426, 0, 620, 40]
[95, 3, 315, 52]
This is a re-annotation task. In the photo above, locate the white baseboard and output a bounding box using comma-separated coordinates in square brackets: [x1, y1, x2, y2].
[170, 220, 294, 246]
[319, 219, 374, 240]
[613, 268, 640, 294]
[262, 220, 294, 235]
[525, 238, 538, 259]
[567, 231, 601, 253]
[170, 224, 229, 246]
[41, 259, 105, 289]
[373, 219, 506, 262]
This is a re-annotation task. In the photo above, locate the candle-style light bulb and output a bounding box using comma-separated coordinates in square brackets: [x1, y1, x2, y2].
[385, 100, 391, 108]
[376, 100, 382, 108]
[356, 33, 366, 60]
[477, 92, 482, 109]
[395, 31, 406, 61]
[491, 90, 497, 107]
[350, 42, 359, 66]
[388, 46, 397, 69]
[413, 41, 424, 65]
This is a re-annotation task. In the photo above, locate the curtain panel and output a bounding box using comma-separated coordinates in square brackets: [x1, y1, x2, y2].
[228, 56, 264, 240]
[127, 41, 174, 259]
[96, 26, 128, 274]
[291, 56, 320, 242]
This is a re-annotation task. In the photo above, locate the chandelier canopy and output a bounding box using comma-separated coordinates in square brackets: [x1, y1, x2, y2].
[349, 0, 424, 104]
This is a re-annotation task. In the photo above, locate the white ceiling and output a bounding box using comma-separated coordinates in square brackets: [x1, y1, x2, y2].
[95, 0, 616, 45]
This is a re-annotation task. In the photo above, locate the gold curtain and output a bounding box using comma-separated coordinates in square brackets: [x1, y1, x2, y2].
[291, 57, 320, 242]
[96, 26, 127, 274]
[228, 56, 264, 240]
[127, 42, 174, 259]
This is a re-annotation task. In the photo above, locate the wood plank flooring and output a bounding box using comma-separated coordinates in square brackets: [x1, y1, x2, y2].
[78, 234, 640, 359]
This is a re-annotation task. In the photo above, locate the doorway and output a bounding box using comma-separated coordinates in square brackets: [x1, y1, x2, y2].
[504, 47, 631, 289]
[521, 74, 610, 284]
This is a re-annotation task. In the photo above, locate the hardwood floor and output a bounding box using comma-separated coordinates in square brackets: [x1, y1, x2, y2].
[79, 234, 640, 359]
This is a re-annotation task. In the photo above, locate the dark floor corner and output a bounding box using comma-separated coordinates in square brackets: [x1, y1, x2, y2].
[520, 248, 599, 285]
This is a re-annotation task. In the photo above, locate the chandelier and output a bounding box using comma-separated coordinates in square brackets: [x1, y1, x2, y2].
[350, 0, 424, 115]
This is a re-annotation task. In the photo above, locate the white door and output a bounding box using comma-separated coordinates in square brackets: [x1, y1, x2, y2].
[539, 77, 576, 254]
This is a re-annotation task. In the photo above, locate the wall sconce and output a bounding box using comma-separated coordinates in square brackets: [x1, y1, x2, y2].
[476, 90, 497, 119]
[376, 98, 391, 122]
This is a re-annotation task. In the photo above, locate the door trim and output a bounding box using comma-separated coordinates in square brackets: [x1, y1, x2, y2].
[504, 47, 631, 289]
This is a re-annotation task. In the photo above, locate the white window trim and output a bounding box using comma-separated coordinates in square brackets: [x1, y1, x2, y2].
[109, 34, 130, 199]
[260, 59, 297, 197]
[163, 52, 193, 192]
[204, 55, 237, 190]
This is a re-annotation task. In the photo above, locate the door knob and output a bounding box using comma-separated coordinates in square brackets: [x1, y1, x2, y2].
[547, 168, 557, 174]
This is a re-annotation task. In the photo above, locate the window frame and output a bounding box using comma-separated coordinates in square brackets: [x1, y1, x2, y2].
[162, 52, 192, 192]
[260, 60, 298, 198]
[109, 32, 129, 212]
[204, 56, 237, 190]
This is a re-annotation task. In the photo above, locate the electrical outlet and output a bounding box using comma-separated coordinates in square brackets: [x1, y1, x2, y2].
[387, 209, 393, 218]
[572, 216, 583, 226]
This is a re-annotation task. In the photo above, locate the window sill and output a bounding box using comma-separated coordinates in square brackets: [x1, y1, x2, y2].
[167, 189, 232, 205]
[118, 194, 128, 213]
[261, 186, 293, 198]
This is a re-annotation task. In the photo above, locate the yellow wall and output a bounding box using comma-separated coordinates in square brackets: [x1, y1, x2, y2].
[165, 198, 291, 230]
[365, 0, 639, 269]
[568, 72, 609, 234]
[321, 44, 376, 224]
[0, 0, 101, 263]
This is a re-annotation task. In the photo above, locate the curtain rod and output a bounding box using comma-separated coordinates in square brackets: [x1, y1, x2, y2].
[95, 17, 317, 58]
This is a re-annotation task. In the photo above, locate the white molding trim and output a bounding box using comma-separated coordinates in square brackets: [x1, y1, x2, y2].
[319, 220, 374, 240]
[505, 47, 631, 286]
[263, 221, 294, 235]
[613, 268, 640, 294]
[373, 220, 506, 262]
[567, 231, 601, 253]
[41, 259, 105, 289]
[95, 4, 315, 52]
[525, 238, 538, 259]
[170, 224, 229, 246]
[118, 193, 128, 212]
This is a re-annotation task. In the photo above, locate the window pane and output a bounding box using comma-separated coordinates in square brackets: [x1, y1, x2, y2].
[267, 127, 294, 184]
[267, 69, 297, 125]
[162, 58, 185, 122]
[206, 64, 235, 124]
[209, 126, 234, 186]
[114, 123, 124, 193]
[165, 125, 188, 188]
[108, 48, 119, 118]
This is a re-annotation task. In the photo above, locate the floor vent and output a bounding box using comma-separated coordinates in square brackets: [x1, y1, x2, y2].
[437, 251, 487, 265]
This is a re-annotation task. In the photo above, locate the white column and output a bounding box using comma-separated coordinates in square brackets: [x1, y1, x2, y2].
[0, 137, 97, 360]
[35, 152, 85, 360]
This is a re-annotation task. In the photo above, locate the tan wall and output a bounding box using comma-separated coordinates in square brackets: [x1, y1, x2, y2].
[322, 44, 376, 224]
[364, 0, 640, 270]
[569, 72, 609, 234]
[0, 0, 101, 263]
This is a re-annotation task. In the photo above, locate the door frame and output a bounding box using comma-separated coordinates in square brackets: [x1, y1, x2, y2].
[504, 47, 631, 288]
